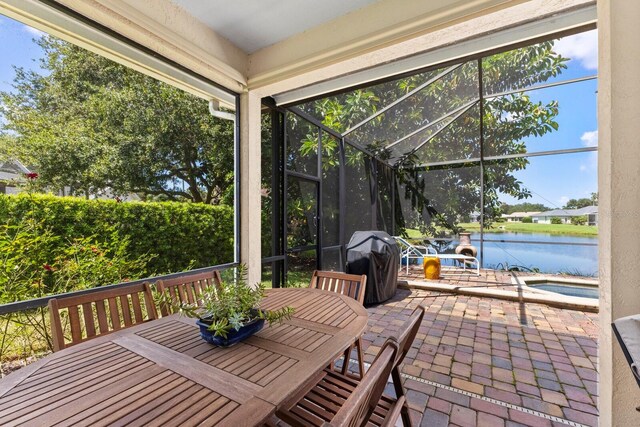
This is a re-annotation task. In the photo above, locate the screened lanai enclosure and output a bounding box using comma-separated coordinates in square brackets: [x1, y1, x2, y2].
[261, 29, 598, 287]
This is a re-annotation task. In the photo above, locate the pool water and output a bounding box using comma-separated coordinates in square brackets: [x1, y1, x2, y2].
[528, 282, 598, 299]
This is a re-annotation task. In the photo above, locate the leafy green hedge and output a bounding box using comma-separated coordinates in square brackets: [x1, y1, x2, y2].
[0, 194, 234, 274]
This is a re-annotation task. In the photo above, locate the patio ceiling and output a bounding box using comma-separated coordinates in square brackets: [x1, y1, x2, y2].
[171, 0, 381, 54]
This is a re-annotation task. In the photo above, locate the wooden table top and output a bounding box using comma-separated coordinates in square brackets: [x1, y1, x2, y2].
[0, 288, 368, 427]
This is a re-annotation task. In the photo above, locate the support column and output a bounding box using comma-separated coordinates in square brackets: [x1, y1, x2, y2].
[599, 1, 640, 425]
[239, 91, 262, 286]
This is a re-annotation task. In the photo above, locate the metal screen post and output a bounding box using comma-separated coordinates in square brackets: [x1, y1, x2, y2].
[339, 137, 347, 270]
[478, 58, 485, 268]
[271, 108, 285, 287]
[282, 111, 289, 286]
[371, 159, 378, 229]
[391, 169, 396, 236]
[317, 128, 323, 269]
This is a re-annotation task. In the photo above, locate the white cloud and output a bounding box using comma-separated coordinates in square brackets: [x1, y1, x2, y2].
[579, 164, 587, 172]
[580, 130, 598, 147]
[558, 196, 569, 206]
[23, 25, 45, 38]
[554, 30, 598, 70]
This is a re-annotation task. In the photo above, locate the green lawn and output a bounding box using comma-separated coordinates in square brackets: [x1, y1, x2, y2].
[406, 221, 598, 238]
[261, 270, 312, 288]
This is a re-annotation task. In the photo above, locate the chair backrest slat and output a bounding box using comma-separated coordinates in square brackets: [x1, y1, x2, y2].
[155, 270, 223, 316]
[108, 298, 120, 330]
[95, 300, 109, 333]
[68, 306, 82, 343]
[82, 302, 96, 338]
[395, 306, 425, 366]
[329, 338, 399, 427]
[48, 282, 157, 352]
[309, 270, 367, 305]
[120, 295, 133, 327]
[131, 293, 144, 322]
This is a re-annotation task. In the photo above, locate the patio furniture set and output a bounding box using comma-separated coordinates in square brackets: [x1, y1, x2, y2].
[0, 269, 424, 426]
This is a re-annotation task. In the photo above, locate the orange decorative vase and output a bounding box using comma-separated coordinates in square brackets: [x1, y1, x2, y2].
[423, 257, 441, 280]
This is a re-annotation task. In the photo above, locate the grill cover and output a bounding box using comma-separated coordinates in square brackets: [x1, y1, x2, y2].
[346, 231, 400, 305]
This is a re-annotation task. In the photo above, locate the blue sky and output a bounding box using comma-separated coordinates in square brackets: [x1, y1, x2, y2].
[0, 14, 598, 210]
[497, 30, 599, 209]
[0, 15, 46, 94]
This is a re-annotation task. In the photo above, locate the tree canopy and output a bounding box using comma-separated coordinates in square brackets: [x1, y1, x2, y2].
[500, 202, 550, 214]
[296, 40, 567, 235]
[0, 36, 234, 204]
[563, 197, 596, 210]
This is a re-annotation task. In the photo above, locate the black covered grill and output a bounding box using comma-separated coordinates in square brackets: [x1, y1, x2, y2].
[346, 231, 400, 305]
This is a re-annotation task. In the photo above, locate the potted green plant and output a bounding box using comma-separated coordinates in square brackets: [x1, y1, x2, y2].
[160, 268, 294, 347]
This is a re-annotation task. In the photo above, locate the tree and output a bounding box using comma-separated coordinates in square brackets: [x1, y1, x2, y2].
[0, 134, 17, 162]
[297, 40, 567, 235]
[563, 198, 594, 209]
[500, 202, 550, 215]
[0, 36, 234, 204]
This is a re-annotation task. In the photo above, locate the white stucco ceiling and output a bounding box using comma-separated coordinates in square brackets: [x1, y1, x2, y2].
[170, 0, 381, 53]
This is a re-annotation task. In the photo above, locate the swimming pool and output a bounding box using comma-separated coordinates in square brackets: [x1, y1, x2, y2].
[518, 277, 599, 300]
[527, 282, 598, 299]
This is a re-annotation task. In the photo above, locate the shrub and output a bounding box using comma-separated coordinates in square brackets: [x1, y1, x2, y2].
[550, 217, 563, 225]
[0, 193, 234, 275]
[571, 215, 587, 225]
[522, 216, 532, 223]
[0, 216, 155, 353]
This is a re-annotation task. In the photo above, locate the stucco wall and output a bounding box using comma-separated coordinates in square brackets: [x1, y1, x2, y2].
[598, 0, 640, 425]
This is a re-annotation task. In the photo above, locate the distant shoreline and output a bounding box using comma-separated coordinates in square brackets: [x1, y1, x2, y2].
[406, 222, 598, 238]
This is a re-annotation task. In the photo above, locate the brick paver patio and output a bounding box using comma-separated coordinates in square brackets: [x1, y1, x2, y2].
[361, 270, 599, 427]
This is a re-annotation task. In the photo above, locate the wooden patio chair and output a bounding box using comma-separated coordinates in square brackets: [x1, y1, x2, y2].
[276, 338, 400, 427]
[309, 270, 367, 305]
[48, 282, 157, 352]
[154, 269, 222, 316]
[309, 270, 367, 378]
[275, 305, 424, 427]
[391, 305, 425, 427]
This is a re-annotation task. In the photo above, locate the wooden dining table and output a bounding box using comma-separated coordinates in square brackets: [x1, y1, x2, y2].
[0, 288, 368, 427]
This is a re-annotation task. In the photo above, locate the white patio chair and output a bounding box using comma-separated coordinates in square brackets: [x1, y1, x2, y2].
[393, 236, 437, 274]
[393, 236, 481, 276]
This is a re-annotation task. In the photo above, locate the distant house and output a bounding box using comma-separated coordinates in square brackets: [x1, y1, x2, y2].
[0, 159, 31, 194]
[531, 206, 598, 225]
[501, 211, 540, 222]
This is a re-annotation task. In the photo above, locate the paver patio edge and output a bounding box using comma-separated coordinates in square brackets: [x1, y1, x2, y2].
[398, 281, 599, 313]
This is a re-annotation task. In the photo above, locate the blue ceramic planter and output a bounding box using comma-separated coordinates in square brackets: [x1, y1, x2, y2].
[196, 313, 265, 347]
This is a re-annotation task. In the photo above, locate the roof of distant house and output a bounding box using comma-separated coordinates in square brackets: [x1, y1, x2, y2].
[533, 206, 598, 217]
[501, 211, 541, 218]
[0, 159, 31, 174]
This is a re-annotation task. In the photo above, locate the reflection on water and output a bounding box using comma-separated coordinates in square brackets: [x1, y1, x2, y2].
[430, 232, 598, 276]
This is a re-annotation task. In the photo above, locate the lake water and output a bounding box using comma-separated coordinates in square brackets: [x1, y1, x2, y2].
[435, 232, 598, 276]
